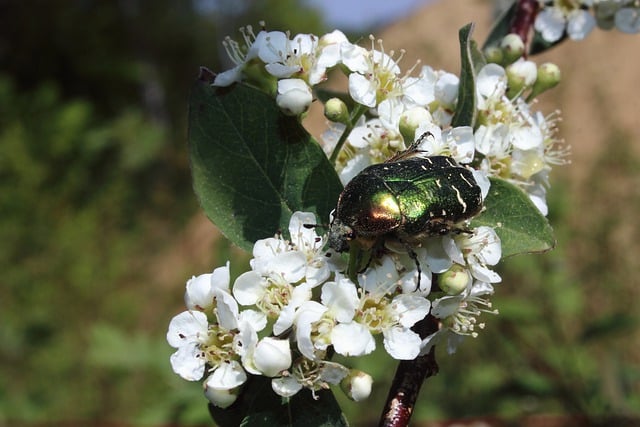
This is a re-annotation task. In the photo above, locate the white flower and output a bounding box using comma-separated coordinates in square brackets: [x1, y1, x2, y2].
[233, 270, 312, 334]
[321, 259, 431, 360]
[258, 30, 344, 85]
[422, 280, 498, 354]
[250, 234, 306, 283]
[184, 262, 230, 312]
[167, 310, 211, 381]
[213, 26, 267, 87]
[335, 118, 404, 184]
[272, 358, 349, 399]
[413, 124, 475, 164]
[276, 78, 313, 115]
[288, 211, 335, 286]
[535, 3, 596, 42]
[167, 280, 267, 379]
[445, 226, 502, 284]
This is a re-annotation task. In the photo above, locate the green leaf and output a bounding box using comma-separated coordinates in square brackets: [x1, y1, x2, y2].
[188, 79, 343, 252]
[209, 375, 348, 427]
[471, 177, 555, 257]
[452, 23, 484, 128]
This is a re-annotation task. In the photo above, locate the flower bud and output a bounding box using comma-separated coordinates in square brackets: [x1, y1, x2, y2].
[204, 383, 240, 409]
[439, 264, 472, 295]
[253, 337, 292, 377]
[506, 59, 537, 98]
[529, 62, 561, 99]
[276, 78, 313, 116]
[483, 45, 503, 64]
[500, 33, 525, 64]
[399, 107, 432, 144]
[324, 97, 350, 124]
[340, 370, 373, 402]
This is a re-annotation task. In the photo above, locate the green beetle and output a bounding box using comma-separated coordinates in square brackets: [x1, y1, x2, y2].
[328, 145, 483, 256]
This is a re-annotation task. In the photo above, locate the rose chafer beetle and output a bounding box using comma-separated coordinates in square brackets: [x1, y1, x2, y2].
[328, 139, 483, 263]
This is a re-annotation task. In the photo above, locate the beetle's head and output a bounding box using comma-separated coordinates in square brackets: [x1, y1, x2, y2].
[327, 218, 355, 253]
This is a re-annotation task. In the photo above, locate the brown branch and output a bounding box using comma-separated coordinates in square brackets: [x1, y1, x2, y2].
[377, 314, 440, 427]
[509, 0, 541, 53]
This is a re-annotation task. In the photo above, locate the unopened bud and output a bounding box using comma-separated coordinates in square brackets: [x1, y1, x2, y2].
[324, 97, 350, 124]
[276, 78, 313, 116]
[529, 62, 561, 99]
[439, 264, 472, 295]
[204, 384, 240, 409]
[340, 370, 373, 402]
[500, 33, 525, 64]
[483, 45, 503, 65]
[506, 59, 537, 98]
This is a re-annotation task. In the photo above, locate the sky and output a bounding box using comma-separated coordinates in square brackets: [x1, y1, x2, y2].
[304, 0, 434, 30]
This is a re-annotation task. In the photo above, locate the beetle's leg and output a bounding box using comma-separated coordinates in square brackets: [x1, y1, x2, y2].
[401, 241, 422, 290]
[385, 131, 434, 163]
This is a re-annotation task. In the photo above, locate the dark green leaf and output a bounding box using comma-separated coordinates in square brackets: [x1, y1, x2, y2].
[471, 177, 555, 257]
[452, 23, 482, 128]
[188, 80, 343, 251]
[482, 1, 518, 50]
[209, 375, 348, 427]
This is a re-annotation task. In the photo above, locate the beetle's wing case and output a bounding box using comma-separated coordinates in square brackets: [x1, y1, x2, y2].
[335, 167, 403, 237]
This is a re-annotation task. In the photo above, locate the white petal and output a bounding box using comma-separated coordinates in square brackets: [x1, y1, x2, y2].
[321, 276, 358, 322]
[289, 211, 318, 250]
[476, 64, 507, 103]
[349, 73, 377, 107]
[431, 295, 462, 319]
[383, 327, 422, 360]
[212, 67, 242, 87]
[170, 342, 206, 380]
[184, 273, 214, 311]
[470, 264, 502, 283]
[254, 337, 292, 377]
[434, 72, 459, 106]
[443, 126, 475, 164]
[341, 43, 368, 73]
[390, 294, 430, 328]
[535, 8, 567, 43]
[441, 236, 464, 266]
[472, 170, 491, 200]
[166, 310, 208, 348]
[258, 31, 289, 63]
[295, 301, 328, 360]
[272, 376, 303, 397]
[567, 9, 596, 40]
[215, 289, 240, 331]
[238, 309, 267, 333]
[331, 323, 376, 356]
[205, 361, 247, 390]
[276, 78, 312, 116]
[232, 270, 264, 306]
[265, 62, 300, 78]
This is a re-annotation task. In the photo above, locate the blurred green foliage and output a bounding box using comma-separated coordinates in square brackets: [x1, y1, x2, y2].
[0, 0, 324, 425]
[1, 0, 639, 425]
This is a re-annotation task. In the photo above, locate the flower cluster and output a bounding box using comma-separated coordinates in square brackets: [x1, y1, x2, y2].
[168, 212, 501, 407]
[535, 0, 640, 42]
[169, 25, 568, 408]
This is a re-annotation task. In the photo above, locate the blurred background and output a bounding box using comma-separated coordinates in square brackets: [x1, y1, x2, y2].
[1, 0, 639, 426]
